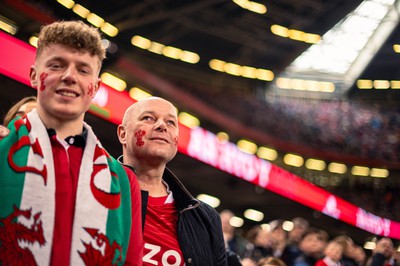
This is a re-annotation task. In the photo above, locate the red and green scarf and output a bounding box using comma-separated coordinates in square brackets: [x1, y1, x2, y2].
[0, 110, 132, 265]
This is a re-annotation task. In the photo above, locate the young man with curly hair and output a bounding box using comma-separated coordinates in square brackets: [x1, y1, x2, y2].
[0, 21, 142, 265]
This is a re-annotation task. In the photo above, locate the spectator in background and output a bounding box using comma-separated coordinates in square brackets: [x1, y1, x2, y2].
[288, 217, 309, 246]
[245, 224, 273, 262]
[353, 246, 367, 266]
[221, 209, 249, 259]
[315, 240, 343, 266]
[281, 217, 309, 266]
[393, 251, 400, 266]
[366, 238, 398, 266]
[335, 235, 358, 266]
[269, 220, 288, 258]
[242, 258, 258, 266]
[2, 96, 36, 126]
[289, 228, 327, 266]
[258, 256, 287, 266]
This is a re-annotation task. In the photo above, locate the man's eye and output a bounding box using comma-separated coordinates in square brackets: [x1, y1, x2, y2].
[143, 116, 154, 121]
[167, 120, 176, 126]
[79, 68, 91, 74]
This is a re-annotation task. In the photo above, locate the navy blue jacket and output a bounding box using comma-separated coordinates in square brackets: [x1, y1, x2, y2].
[120, 157, 228, 266]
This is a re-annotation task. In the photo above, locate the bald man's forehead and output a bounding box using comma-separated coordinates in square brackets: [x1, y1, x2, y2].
[123, 98, 178, 124]
[130, 102, 176, 121]
[141, 99, 177, 113]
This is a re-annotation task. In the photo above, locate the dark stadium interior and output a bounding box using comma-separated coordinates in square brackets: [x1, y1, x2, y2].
[1, 0, 400, 248]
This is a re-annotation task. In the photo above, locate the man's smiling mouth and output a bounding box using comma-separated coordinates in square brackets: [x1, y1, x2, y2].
[150, 137, 169, 143]
[57, 89, 80, 98]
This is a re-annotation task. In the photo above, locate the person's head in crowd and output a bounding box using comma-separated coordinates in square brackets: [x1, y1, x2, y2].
[334, 235, 356, 259]
[365, 238, 397, 266]
[242, 257, 258, 266]
[392, 250, 400, 265]
[269, 219, 288, 243]
[353, 246, 366, 266]
[373, 237, 394, 259]
[220, 209, 249, 258]
[30, 20, 105, 135]
[220, 209, 236, 242]
[269, 219, 288, 256]
[247, 224, 271, 248]
[258, 256, 287, 266]
[298, 227, 327, 257]
[3, 96, 37, 126]
[288, 217, 309, 245]
[323, 240, 343, 263]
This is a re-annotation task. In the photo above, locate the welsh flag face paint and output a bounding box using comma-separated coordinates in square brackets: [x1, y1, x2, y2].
[39, 72, 48, 91]
[135, 129, 146, 147]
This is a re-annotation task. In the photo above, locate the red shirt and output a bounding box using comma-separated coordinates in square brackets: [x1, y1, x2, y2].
[143, 194, 184, 266]
[49, 132, 143, 265]
[123, 165, 144, 266]
[50, 133, 82, 265]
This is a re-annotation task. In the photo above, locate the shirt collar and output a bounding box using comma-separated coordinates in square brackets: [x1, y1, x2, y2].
[47, 127, 87, 147]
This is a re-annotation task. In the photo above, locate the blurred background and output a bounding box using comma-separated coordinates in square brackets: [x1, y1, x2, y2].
[1, 0, 399, 257]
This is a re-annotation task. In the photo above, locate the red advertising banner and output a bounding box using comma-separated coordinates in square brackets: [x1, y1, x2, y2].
[1, 31, 399, 239]
[183, 127, 399, 238]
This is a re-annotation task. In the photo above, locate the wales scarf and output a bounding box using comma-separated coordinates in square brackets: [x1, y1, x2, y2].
[0, 110, 132, 265]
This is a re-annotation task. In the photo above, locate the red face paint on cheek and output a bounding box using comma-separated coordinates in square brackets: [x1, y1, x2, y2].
[134, 129, 146, 147]
[173, 137, 178, 146]
[39, 72, 48, 91]
[87, 83, 95, 97]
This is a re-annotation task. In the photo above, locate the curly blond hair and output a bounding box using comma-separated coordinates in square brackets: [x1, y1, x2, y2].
[36, 20, 106, 65]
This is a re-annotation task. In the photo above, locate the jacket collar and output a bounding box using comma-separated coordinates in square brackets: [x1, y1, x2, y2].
[117, 155, 200, 211]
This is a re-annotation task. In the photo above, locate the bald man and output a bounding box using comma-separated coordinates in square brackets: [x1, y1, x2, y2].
[117, 97, 228, 266]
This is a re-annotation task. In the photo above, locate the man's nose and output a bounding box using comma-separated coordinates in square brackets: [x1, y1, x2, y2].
[154, 120, 167, 131]
[61, 66, 77, 83]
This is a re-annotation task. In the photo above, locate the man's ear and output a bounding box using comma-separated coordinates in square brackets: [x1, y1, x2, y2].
[117, 124, 127, 145]
[29, 65, 38, 88]
[92, 78, 101, 98]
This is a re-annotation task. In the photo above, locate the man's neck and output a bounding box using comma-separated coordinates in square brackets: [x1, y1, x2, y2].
[135, 163, 168, 197]
[37, 109, 84, 139]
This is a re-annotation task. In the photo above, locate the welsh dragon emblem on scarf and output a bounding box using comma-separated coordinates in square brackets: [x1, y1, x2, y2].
[0, 110, 132, 265]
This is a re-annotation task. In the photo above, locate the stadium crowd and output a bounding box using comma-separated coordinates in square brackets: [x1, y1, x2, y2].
[178, 81, 400, 222]
[220, 211, 400, 266]
[182, 83, 400, 164]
